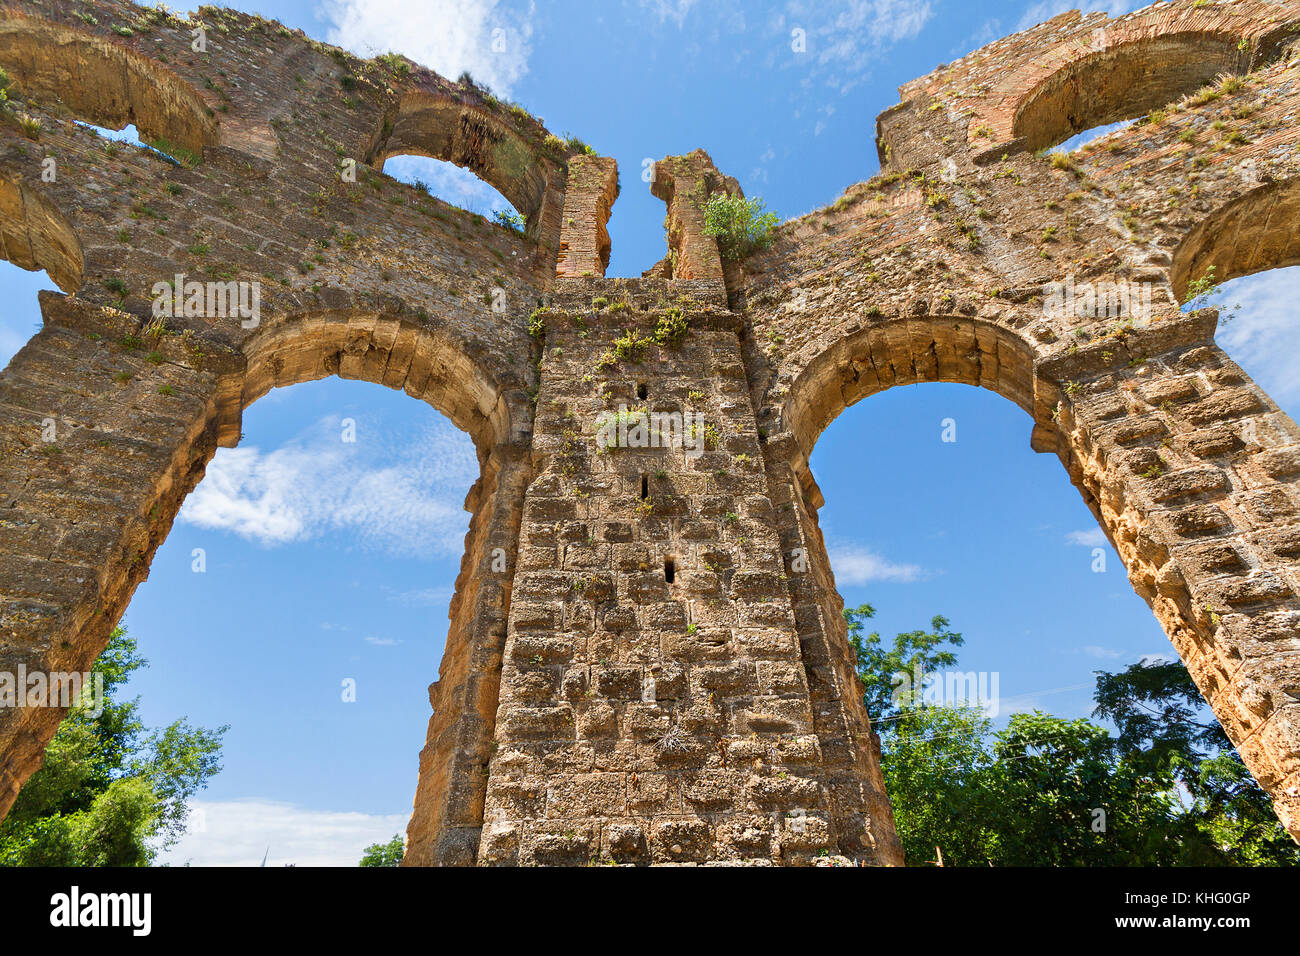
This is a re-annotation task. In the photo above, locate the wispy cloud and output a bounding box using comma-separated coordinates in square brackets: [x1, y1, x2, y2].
[771, 0, 933, 94]
[638, 0, 700, 26]
[1017, 0, 1141, 32]
[320, 0, 535, 96]
[158, 799, 407, 867]
[364, 635, 403, 647]
[829, 545, 928, 584]
[1065, 528, 1106, 548]
[1215, 266, 1300, 409]
[179, 415, 477, 557]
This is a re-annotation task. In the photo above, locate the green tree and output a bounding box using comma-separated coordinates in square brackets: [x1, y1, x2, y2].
[0, 627, 226, 866]
[359, 834, 405, 867]
[844, 603, 964, 729]
[878, 703, 996, 865]
[1093, 659, 1297, 865]
[701, 194, 779, 261]
[851, 607, 1297, 865]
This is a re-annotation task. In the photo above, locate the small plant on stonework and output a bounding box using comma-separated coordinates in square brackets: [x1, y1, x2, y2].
[1048, 151, 1078, 174]
[1141, 461, 1165, 479]
[493, 208, 526, 233]
[1063, 381, 1082, 398]
[15, 112, 41, 140]
[702, 194, 779, 261]
[103, 278, 129, 299]
[157, 385, 175, 396]
[528, 306, 550, 338]
[635, 498, 653, 517]
[612, 328, 653, 363]
[654, 307, 688, 347]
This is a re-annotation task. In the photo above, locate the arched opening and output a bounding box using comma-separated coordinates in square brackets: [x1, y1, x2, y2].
[0, 177, 83, 296]
[372, 90, 553, 242]
[780, 311, 1300, 858]
[1014, 33, 1272, 154]
[0, 295, 531, 865]
[1172, 175, 1300, 415]
[382, 155, 525, 232]
[0, 14, 216, 159]
[811, 379, 1167, 732]
[123, 375, 477, 865]
[1171, 178, 1300, 302]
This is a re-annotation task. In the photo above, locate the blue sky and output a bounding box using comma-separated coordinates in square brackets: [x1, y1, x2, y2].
[2, 0, 1298, 864]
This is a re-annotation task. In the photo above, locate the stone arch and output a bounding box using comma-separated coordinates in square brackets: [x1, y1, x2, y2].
[1171, 177, 1300, 301]
[0, 14, 217, 157]
[961, 7, 1298, 157]
[238, 308, 534, 865]
[371, 90, 556, 242]
[240, 308, 527, 456]
[776, 311, 1300, 842]
[0, 298, 535, 865]
[0, 176, 83, 294]
[782, 316, 1046, 496]
[1013, 33, 1255, 154]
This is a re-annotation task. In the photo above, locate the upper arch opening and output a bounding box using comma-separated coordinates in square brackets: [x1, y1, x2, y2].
[239, 309, 520, 458]
[0, 15, 217, 158]
[1171, 178, 1300, 302]
[1014, 33, 1264, 155]
[0, 177, 83, 294]
[372, 91, 552, 241]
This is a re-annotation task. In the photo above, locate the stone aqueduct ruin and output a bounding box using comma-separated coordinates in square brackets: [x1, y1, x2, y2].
[0, 0, 1298, 865]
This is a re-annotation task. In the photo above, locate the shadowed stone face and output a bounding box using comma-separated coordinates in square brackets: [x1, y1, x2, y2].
[0, 0, 1298, 865]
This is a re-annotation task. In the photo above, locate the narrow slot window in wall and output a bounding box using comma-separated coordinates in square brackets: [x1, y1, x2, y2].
[637, 382, 648, 400]
[640, 474, 649, 499]
[664, 557, 676, 584]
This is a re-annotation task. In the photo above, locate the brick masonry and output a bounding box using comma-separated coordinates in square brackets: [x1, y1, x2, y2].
[0, 0, 1298, 864]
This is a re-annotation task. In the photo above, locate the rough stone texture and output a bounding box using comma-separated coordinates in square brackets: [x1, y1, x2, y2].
[1, 0, 1300, 865]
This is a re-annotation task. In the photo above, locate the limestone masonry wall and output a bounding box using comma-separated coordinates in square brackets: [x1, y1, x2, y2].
[0, 0, 1299, 863]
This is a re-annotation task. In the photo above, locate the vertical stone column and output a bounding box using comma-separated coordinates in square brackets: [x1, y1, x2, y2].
[478, 294, 882, 864]
[0, 295, 236, 818]
[1043, 312, 1300, 841]
[555, 156, 619, 279]
[649, 151, 739, 286]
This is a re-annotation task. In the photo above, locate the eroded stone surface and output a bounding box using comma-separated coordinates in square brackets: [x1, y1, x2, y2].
[1, 0, 1299, 864]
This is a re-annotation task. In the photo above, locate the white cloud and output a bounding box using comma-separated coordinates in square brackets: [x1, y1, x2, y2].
[179, 415, 477, 557]
[364, 635, 402, 646]
[1065, 528, 1106, 547]
[159, 799, 407, 867]
[640, 0, 699, 26]
[772, 0, 933, 95]
[1214, 266, 1300, 410]
[320, 0, 535, 96]
[1017, 0, 1141, 32]
[1081, 644, 1124, 659]
[829, 545, 927, 584]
